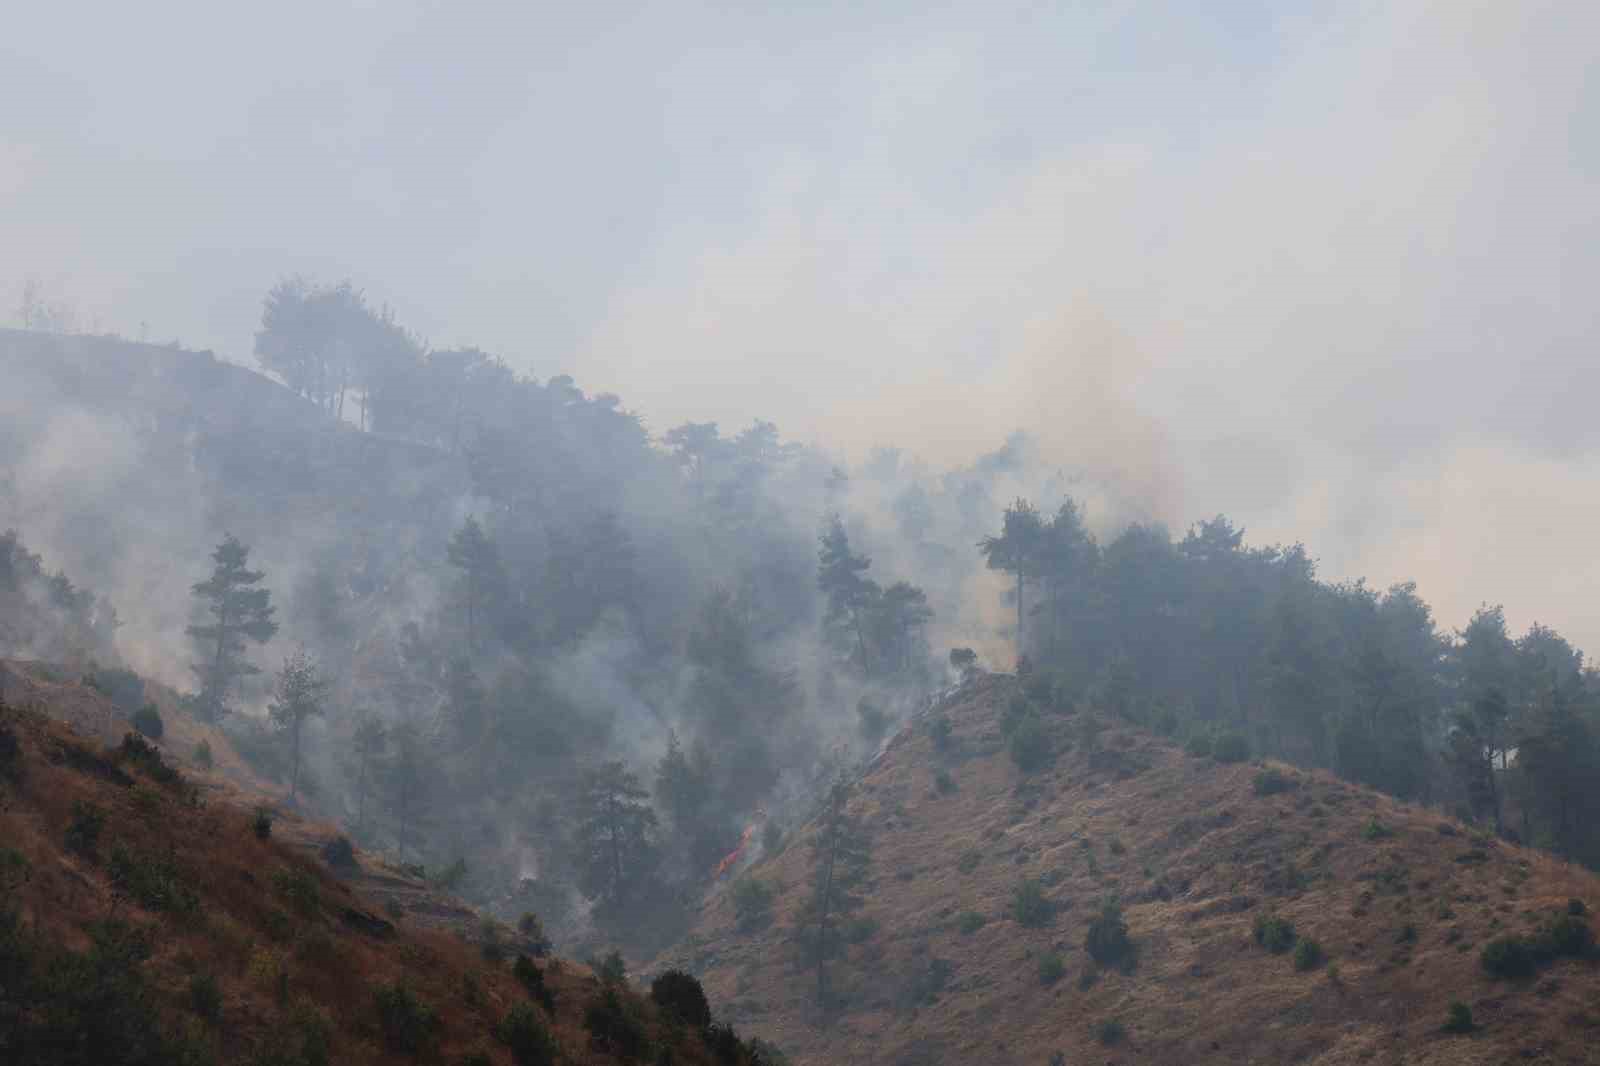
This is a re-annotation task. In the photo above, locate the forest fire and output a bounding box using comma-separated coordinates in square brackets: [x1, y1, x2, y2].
[712, 809, 766, 881]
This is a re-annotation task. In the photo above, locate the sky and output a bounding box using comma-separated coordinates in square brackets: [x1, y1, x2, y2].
[3, 1, 1599, 650]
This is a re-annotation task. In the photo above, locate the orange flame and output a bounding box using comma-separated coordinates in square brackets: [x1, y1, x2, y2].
[711, 809, 767, 881]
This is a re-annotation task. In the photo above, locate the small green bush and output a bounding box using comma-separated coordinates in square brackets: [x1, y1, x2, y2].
[593, 948, 627, 985]
[65, 800, 106, 856]
[321, 835, 357, 869]
[1252, 768, 1295, 796]
[928, 715, 953, 752]
[1095, 1019, 1126, 1046]
[956, 911, 986, 935]
[934, 770, 958, 795]
[1292, 937, 1325, 971]
[1253, 914, 1297, 954]
[498, 1002, 557, 1066]
[1011, 878, 1054, 928]
[129, 705, 164, 740]
[253, 807, 273, 840]
[108, 845, 199, 915]
[584, 987, 647, 1059]
[272, 866, 321, 917]
[732, 877, 775, 932]
[1009, 714, 1054, 773]
[517, 911, 551, 956]
[1086, 900, 1133, 967]
[189, 972, 222, 1021]
[651, 968, 710, 1028]
[1037, 952, 1065, 985]
[1362, 817, 1393, 841]
[957, 849, 982, 875]
[192, 739, 213, 769]
[118, 731, 182, 787]
[1443, 1000, 1474, 1033]
[374, 981, 438, 1054]
[1212, 732, 1250, 763]
[1481, 936, 1536, 978]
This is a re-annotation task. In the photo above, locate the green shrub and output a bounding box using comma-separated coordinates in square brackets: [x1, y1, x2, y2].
[118, 731, 181, 787]
[1009, 714, 1054, 773]
[374, 981, 438, 1053]
[517, 911, 551, 956]
[498, 1002, 557, 1065]
[1292, 937, 1325, 971]
[1252, 768, 1295, 796]
[928, 715, 953, 752]
[1011, 878, 1054, 928]
[584, 986, 647, 1059]
[1086, 900, 1133, 967]
[1537, 913, 1594, 959]
[0, 719, 19, 783]
[65, 799, 107, 856]
[192, 739, 214, 769]
[189, 971, 222, 1021]
[108, 845, 199, 915]
[320, 835, 357, 869]
[957, 849, 982, 875]
[1362, 817, 1393, 841]
[253, 807, 273, 840]
[593, 948, 627, 985]
[91, 668, 147, 712]
[512, 954, 555, 1011]
[1184, 734, 1213, 758]
[1037, 952, 1065, 985]
[956, 911, 986, 935]
[479, 919, 506, 962]
[129, 705, 164, 740]
[1095, 1019, 1126, 1046]
[651, 968, 711, 1028]
[271, 866, 321, 917]
[1481, 936, 1536, 978]
[1443, 1000, 1474, 1033]
[732, 877, 775, 932]
[1212, 732, 1250, 763]
[1253, 914, 1297, 954]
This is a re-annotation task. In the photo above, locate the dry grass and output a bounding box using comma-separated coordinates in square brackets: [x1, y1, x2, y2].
[655, 673, 1600, 1065]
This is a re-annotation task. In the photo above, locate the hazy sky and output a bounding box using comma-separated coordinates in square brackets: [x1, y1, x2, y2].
[4, 2, 1599, 649]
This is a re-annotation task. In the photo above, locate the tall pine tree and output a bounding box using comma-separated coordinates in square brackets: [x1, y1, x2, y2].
[188, 534, 277, 722]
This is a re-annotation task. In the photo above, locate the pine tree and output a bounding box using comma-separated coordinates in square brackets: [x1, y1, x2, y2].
[575, 761, 659, 914]
[818, 515, 880, 674]
[803, 781, 871, 1013]
[979, 499, 1045, 656]
[385, 717, 434, 865]
[267, 647, 329, 803]
[349, 712, 387, 835]
[188, 534, 277, 722]
[447, 518, 502, 651]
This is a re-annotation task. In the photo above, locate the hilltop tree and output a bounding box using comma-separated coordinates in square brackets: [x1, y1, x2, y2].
[818, 515, 880, 673]
[267, 647, 329, 803]
[874, 581, 933, 677]
[803, 781, 871, 1012]
[1037, 499, 1096, 659]
[979, 499, 1045, 654]
[663, 421, 725, 503]
[575, 761, 660, 916]
[188, 534, 277, 723]
[447, 517, 502, 651]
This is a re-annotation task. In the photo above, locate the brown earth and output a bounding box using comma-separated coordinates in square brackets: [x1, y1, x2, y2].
[654, 673, 1600, 1065]
[0, 667, 771, 1065]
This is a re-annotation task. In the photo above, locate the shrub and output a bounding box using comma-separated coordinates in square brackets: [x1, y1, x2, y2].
[857, 700, 889, 745]
[65, 799, 107, 856]
[1037, 952, 1065, 985]
[928, 715, 953, 752]
[1292, 937, 1325, 971]
[898, 956, 953, 1010]
[1362, 817, 1393, 841]
[321, 835, 357, 869]
[1252, 768, 1295, 796]
[957, 849, 982, 875]
[433, 858, 469, 890]
[129, 705, 164, 740]
[584, 986, 647, 1059]
[593, 948, 627, 985]
[108, 845, 200, 915]
[956, 911, 986, 935]
[273, 867, 322, 917]
[1009, 714, 1054, 773]
[1568, 898, 1587, 917]
[192, 739, 213, 769]
[651, 968, 711, 1028]
[1253, 914, 1297, 954]
[517, 911, 551, 956]
[1096, 1019, 1126, 1046]
[91, 667, 146, 711]
[0, 719, 19, 782]
[513, 955, 556, 1011]
[1537, 913, 1595, 959]
[189, 972, 222, 1021]
[1086, 900, 1133, 967]
[253, 807, 273, 840]
[1212, 732, 1250, 763]
[1443, 1000, 1474, 1033]
[498, 1002, 557, 1066]
[1184, 733, 1213, 758]
[374, 981, 438, 1053]
[1011, 877, 1054, 928]
[118, 731, 181, 786]
[480, 919, 506, 962]
[732, 877, 775, 932]
[1481, 936, 1536, 978]
[934, 770, 957, 795]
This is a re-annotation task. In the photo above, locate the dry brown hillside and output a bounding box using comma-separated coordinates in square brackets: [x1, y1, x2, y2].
[654, 673, 1600, 1066]
[0, 670, 782, 1066]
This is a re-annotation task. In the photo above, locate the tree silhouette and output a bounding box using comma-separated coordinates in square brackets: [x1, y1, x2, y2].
[188, 534, 277, 722]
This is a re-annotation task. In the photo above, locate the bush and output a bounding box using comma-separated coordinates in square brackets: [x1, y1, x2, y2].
[272, 866, 321, 917]
[65, 799, 107, 856]
[517, 911, 551, 956]
[91, 667, 146, 712]
[1253, 914, 1297, 954]
[129, 705, 164, 740]
[1037, 952, 1065, 985]
[593, 948, 627, 985]
[732, 877, 775, 932]
[321, 835, 357, 869]
[1086, 900, 1133, 967]
[1292, 937, 1325, 971]
[957, 849, 982, 875]
[0, 719, 19, 782]
[479, 919, 506, 962]
[857, 700, 889, 745]
[192, 739, 213, 769]
[118, 731, 181, 786]
[956, 911, 986, 935]
[584, 987, 647, 1059]
[1252, 768, 1295, 796]
[498, 1002, 557, 1066]
[1481, 936, 1536, 978]
[1011, 878, 1054, 928]
[1095, 1019, 1126, 1046]
[928, 715, 953, 752]
[1362, 817, 1393, 841]
[1443, 1000, 1474, 1033]
[934, 770, 957, 795]
[512, 954, 555, 1011]
[651, 968, 711, 1028]
[1009, 714, 1054, 773]
[253, 807, 273, 840]
[189, 972, 222, 1021]
[1184, 734, 1213, 758]
[374, 981, 438, 1054]
[108, 845, 200, 915]
[1537, 913, 1595, 959]
[1212, 732, 1251, 763]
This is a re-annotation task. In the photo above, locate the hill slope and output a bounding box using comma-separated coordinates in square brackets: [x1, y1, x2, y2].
[0, 678, 781, 1066]
[654, 673, 1600, 1065]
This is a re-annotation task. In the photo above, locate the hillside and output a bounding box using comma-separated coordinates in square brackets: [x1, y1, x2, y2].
[654, 673, 1600, 1065]
[0, 673, 783, 1066]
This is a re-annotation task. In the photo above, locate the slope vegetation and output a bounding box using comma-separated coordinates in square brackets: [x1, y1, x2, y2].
[0, 676, 780, 1066]
[656, 673, 1600, 1065]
